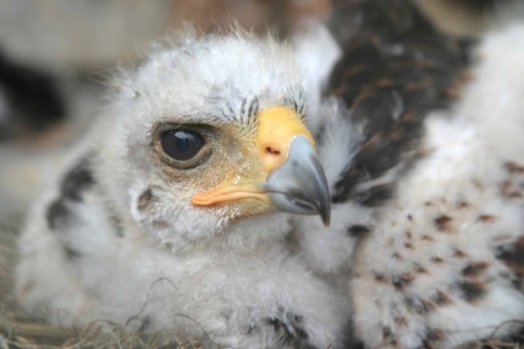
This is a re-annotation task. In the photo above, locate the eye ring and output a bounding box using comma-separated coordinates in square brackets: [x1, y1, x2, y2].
[153, 123, 213, 170]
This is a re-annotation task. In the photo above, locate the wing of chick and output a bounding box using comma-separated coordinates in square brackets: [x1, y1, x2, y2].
[293, 1, 524, 348]
[349, 20, 524, 348]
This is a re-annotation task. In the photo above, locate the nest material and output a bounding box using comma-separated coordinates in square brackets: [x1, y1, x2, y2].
[0, 223, 203, 349]
[0, 303, 203, 349]
[0, 318, 202, 349]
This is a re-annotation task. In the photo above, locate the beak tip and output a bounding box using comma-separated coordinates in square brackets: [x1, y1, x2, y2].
[320, 203, 331, 227]
[321, 215, 330, 227]
[266, 135, 333, 225]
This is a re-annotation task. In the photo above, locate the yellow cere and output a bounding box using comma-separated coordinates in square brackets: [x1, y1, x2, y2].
[256, 106, 315, 173]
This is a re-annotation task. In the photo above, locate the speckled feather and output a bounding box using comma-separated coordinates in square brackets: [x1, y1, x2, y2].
[294, 1, 524, 349]
[310, 2, 524, 348]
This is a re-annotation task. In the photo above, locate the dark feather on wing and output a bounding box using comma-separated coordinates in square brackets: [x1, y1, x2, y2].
[325, 0, 470, 205]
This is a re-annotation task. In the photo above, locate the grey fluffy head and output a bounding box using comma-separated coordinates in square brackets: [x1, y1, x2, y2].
[92, 31, 311, 249]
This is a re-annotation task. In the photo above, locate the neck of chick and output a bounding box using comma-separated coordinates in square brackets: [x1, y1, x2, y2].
[115, 208, 294, 256]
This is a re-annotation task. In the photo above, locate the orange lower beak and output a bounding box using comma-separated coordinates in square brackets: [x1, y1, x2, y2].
[191, 184, 269, 206]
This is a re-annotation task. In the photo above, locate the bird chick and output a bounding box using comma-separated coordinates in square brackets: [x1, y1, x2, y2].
[15, 30, 350, 349]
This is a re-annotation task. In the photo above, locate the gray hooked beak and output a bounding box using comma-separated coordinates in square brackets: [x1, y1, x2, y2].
[264, 136, 331, 226]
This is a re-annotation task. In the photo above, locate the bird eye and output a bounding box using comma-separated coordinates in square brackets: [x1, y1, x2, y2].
[160, 129, 205, 161]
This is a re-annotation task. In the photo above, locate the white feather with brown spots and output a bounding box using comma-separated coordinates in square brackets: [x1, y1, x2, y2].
[348, 21, 524, 349]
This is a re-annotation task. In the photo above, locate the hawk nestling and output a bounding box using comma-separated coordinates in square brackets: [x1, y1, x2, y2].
[14, 1, 524, 349]
[15, 29, 349, 349]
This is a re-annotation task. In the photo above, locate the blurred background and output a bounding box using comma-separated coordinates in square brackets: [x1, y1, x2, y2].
[0, 0, 506, 296]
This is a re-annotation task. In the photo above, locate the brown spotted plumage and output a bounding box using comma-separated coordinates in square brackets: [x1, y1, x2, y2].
[314, 1, 524, 349]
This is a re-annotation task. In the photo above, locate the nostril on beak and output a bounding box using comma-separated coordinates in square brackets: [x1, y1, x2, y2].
[265, 146, 281, 156]
[261, 144, 286, 173]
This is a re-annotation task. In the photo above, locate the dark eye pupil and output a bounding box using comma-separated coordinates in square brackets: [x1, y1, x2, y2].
[161, 129, 204, 161]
